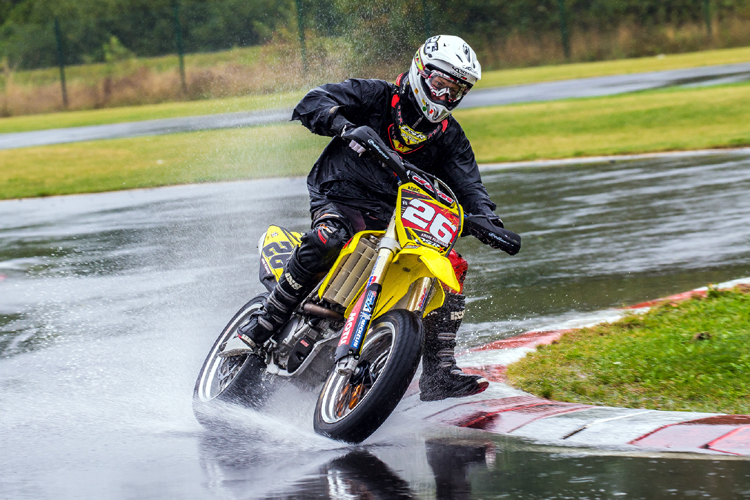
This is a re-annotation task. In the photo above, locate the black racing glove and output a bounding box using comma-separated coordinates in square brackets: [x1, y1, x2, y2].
[330, 110, 353, 136]
[331, 116, 409, 180]
[486, 214, 504, 229]
[330, 110, 367, 155]
[463, 213, 521, 255]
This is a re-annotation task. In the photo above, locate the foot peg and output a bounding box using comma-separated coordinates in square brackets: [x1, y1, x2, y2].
[219, 334, 257, 357]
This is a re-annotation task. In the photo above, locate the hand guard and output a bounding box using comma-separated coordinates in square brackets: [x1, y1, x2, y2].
[338, 125, 409, 181]
[463, 214, 521, 255]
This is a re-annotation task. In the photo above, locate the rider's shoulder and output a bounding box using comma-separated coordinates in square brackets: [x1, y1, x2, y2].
[332, 78, 392, 93]
[438, 115, 468, 144]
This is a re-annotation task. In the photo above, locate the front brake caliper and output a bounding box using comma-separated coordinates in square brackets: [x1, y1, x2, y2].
[336, 355, 358, 376]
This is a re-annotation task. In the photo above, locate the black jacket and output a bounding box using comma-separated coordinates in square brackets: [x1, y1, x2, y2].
[292, 78, 496, 222]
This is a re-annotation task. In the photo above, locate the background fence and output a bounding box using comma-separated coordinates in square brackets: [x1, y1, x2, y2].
[2, 0, 750, 115]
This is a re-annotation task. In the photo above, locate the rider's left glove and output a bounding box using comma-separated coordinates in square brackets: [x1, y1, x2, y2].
[330, 109, 367, 155]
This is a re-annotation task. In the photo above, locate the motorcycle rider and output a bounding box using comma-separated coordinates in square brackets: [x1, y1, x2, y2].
[240, 35, 507, 401]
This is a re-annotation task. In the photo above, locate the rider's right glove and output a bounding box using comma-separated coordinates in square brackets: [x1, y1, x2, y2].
[464, 213, 521, 256]
[331, 111, 367, 155]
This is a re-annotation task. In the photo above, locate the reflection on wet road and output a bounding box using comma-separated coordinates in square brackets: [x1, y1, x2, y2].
[1, 152, 749, 498]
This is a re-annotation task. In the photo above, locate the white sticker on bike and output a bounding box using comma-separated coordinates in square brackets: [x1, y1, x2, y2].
[430, 213, 457, 246]
[402, 198, 457, 246]
[402, 198, 435, 230]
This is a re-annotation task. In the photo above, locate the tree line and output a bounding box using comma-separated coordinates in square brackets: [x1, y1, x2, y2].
[2, 0, 750, 70]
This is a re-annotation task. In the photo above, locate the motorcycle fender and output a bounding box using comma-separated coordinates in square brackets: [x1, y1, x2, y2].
[414, 248, 461, 293]
[372, 247, 458, 319]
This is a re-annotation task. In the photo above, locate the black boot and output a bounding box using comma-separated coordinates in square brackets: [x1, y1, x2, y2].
[419, 293, 489, 402]
[238, 254, 317, 348]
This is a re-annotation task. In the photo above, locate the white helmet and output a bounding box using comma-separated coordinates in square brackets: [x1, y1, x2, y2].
[408, 35, 481, 123]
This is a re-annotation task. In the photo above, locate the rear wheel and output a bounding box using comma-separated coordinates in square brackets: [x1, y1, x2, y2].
[313, 310, 423, 443]
[193, 294, 273, 426]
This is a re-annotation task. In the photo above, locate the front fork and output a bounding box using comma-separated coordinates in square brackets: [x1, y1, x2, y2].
[334, 217, 434, 375]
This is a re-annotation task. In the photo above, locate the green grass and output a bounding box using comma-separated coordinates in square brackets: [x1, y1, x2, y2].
[0, 91, 305, 134]
[2, 45, 749, 134]
[0, 124, 328, 199]
[476, 46, 750, 89]
[457, 82, 750, 163]
[506, 286, 750, 414]
[1, 82, 750, 200]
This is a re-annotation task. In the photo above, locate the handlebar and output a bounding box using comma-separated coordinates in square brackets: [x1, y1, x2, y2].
[343, 126, 409, 181]
[347, 125, 521, 255]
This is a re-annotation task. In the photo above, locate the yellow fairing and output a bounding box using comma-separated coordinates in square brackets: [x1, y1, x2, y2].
[372, 246, 460, 319]
[317, 182, 464, 322]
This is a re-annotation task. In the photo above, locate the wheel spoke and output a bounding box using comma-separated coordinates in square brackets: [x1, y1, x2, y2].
[348, 383, 364, 409]
[319, 321, 395, 424]
[217, 355, 245, 393]
[334, 382, 350, 417]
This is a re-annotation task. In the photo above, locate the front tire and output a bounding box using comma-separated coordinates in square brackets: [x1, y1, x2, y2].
[193, 294, 272, 426]
[313, 310, 423, 443]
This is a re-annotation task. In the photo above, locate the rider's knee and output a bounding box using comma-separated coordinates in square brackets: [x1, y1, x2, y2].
[297, 218, 351, 274]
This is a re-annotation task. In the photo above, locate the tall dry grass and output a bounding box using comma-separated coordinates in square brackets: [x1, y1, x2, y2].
[2, 18, 750, 118]
[0, 41, 361, 117]
[479, 18, 750, 68]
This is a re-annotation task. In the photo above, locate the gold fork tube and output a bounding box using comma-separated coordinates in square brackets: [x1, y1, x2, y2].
[406, 277, 434, 313]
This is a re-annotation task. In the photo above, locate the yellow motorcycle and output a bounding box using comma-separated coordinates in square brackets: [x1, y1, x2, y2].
[193, 128, 520, 443]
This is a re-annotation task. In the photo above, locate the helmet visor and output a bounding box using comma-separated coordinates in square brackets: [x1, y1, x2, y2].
[425, 70, 471, 104]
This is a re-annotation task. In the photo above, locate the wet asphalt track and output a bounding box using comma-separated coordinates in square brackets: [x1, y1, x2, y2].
[1, 61, 749, 150]
[1, 151, 750, 499]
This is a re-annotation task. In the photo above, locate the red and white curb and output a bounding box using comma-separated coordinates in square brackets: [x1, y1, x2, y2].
[402, 277, 750, 456]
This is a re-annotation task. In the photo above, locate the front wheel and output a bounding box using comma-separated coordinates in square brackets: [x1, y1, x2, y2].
[193, 294, 272, 426]
[313, 310, 423, 443]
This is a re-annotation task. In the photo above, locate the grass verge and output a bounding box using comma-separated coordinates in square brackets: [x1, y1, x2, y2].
[0, 124, 328, 199]
[457, 82, 750, 163]
[1, 82, 749, 200]
[506, 286, 750, 414]
[0, 91, 304, 134]
[2, 45, 749, 134]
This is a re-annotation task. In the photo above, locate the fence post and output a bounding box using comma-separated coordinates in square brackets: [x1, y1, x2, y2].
[172, 0, 187, 93]
[294, 0, 308, 73]
[557, 0, 571, 60]
[422, 0, 432, 39]
[53, 17, 69, 108]
[703, 0, 713, 39]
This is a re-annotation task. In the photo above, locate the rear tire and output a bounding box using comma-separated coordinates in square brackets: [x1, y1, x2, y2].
[313, 310, 423, 443]
[193, 294, 273, 426]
